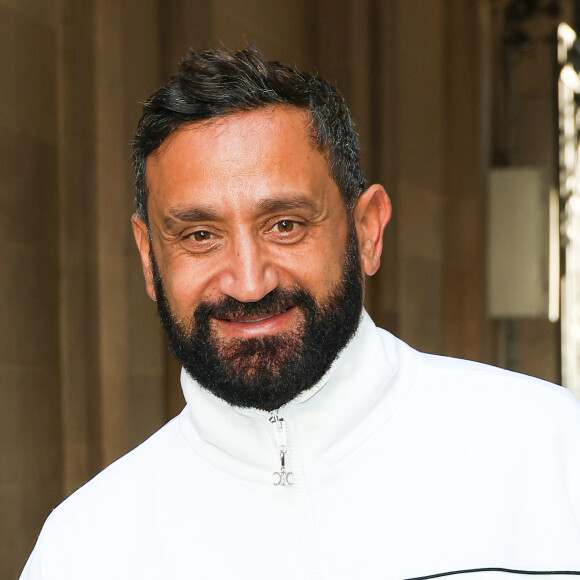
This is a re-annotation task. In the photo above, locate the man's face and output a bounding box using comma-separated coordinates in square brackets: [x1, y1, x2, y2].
[133, 106, 369, 410]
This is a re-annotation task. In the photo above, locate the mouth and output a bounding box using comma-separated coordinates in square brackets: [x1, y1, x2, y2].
[212, 307, 296, 338]
[220, 308, 289, 324]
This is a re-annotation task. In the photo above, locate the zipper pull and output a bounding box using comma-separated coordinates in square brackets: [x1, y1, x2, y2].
[269, 413, 294, 486]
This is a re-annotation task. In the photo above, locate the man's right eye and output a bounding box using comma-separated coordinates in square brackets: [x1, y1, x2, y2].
[190, 230, 212, 242]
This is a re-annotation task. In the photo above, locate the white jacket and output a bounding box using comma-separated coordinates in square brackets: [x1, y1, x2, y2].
[21, 312, 580, 580]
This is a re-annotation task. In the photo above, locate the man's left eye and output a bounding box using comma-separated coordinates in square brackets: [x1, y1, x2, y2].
[273, 220, 295, 233]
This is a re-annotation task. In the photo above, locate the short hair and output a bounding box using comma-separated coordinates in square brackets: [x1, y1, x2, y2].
[132, 47, 366, 223]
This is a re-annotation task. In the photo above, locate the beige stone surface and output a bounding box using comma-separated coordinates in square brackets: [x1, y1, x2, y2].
[0, 242, 59, 369]
[212, 0, 314, 65]
[0, 133, 57, 246]
[0, 365, 62, 578]
[0, 0, 56, 28]
[0, 8, 57, 143]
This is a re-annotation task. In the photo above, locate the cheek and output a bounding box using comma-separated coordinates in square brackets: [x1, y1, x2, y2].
[284, 237, 346, 293]
[158, 258, 210, 313]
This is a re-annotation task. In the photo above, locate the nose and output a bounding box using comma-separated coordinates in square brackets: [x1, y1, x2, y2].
[217, 234, 278, 303]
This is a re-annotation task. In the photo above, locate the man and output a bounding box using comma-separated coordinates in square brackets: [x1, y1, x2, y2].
[21, 48, 580, 580]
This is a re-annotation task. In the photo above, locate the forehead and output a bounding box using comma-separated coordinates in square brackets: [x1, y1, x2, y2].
[145, 106, 337, 217]
[150, 105, 317, 168]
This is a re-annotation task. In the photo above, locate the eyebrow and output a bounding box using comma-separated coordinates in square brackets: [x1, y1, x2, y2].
[256, 193, 319, 215]
[163, 205, 221, 230]
[162, 193, 321, 231]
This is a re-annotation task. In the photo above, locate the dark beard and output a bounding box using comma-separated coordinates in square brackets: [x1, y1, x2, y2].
[151, 228, 363, 411]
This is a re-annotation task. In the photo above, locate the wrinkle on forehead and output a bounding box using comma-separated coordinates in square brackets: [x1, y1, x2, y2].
[146, 105, 325, 170]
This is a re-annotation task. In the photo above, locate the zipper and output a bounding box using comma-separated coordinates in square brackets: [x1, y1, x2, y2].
[269, 411, 320, 578]
[269, 412, 294, 486]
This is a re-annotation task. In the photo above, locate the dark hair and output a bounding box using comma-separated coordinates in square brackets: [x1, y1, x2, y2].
[132, 47, 366, 222]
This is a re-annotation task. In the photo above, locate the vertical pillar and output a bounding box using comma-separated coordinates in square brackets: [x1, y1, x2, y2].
[442, 0, 493, 363]
[0, 3, 62, 577]
[95, 0, 131, 465]
[396, 0, 445, 353]
[94, 0, 166, 465]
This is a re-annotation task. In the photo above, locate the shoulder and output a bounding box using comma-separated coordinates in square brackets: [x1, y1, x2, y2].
[24, 414, 196, 577]
[372, 323, 580, 429]
[419, 348, 579, 416]
[43, 414, 186, 533]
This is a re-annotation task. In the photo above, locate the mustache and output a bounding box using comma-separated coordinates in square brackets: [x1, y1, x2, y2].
[194, 287, 314, 321]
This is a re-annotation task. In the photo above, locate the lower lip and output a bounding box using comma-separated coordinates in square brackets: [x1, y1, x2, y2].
[213, 307, 297, 338]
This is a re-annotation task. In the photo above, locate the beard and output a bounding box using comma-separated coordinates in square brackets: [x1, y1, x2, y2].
[151, 227, 364, 411]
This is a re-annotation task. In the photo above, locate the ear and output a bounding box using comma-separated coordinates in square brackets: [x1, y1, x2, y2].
[353, 184, 391, 276]
[131, 214, 157, 301]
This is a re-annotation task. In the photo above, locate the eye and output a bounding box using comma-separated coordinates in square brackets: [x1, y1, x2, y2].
[190, 230, 213, 242]
[273, 220, 295, 233]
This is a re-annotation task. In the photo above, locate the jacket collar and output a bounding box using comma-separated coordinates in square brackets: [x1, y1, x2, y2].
[178, 310, 410, 482]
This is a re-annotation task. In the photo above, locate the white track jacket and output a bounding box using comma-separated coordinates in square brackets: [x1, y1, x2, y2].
[20, 312, 580, 580]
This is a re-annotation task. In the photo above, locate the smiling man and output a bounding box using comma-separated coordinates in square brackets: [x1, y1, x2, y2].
[133, 105, 379, 411]
[21, 48, 580, 580]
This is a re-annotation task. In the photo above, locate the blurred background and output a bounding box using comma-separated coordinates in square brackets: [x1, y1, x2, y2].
[2, 0, 580, 576]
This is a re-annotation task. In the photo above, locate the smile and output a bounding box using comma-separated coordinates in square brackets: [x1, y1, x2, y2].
[213, 307, 296, 338]
[224, 309, 288, 323]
